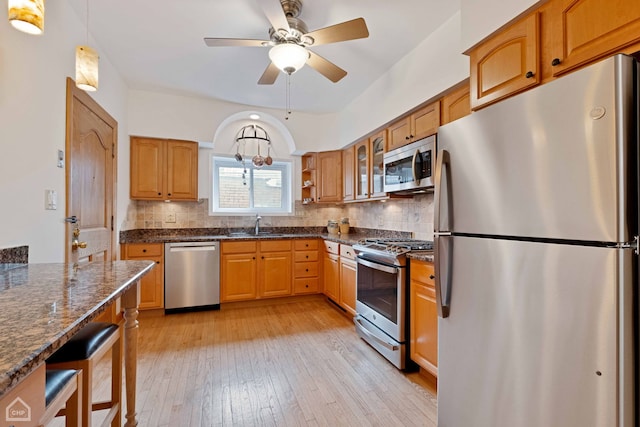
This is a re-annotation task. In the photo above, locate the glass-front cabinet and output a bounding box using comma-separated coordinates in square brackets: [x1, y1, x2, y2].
[355, 140, 370, 200]
[369, 131, 386, 198]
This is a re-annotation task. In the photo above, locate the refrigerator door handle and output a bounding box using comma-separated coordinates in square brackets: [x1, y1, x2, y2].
[434, 148, 452, 318]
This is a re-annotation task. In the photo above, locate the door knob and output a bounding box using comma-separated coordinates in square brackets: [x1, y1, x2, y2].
[72, 240, 88, 250]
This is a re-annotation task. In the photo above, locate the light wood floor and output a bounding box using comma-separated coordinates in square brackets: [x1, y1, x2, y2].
[53, 295, 437, 426]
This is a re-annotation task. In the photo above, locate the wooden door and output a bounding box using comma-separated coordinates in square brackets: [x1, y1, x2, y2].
[65, 78, 117, 263]
[317, 151, 342, 203]
[323, 253, 340, 302]
[260, 251, 292, 298]
[411, 101, 440, 140]
[221, 253, 257, 302]
[549, 0, 640, 76]
[339, 258, 357, 316]
[130, 137, 164, 200]
[469, 12, 540, 110]
[387, 116, 411, 151]
[166, 140, 198, 201]
[441, 83, 471, 125]
[342, 146, 355, 202]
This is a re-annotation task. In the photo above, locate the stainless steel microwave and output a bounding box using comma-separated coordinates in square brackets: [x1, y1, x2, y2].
[383, 135, 436, 194]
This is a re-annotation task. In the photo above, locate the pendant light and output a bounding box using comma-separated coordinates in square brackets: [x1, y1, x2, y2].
[75, 0, 98, 91]
[8, 0, 44, 35]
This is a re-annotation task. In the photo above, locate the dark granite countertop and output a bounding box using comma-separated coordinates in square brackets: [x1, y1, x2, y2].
[120, 227, 411, 246]
[0, 260, 155, 398]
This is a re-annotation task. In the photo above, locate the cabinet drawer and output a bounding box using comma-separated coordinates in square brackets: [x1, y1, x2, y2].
[340, 245, 356, 260]
[294, 277, 320, 294]
[324, 240, 340, 255]
[295, 262, 319, 278]
[260, 240, 292, 252]
[294, 239, 318, 250]
[124, 243, 163, 257]
[222, 241, 257, 254]
[294, 250, 319, 262]
[411, 260, 435, 287]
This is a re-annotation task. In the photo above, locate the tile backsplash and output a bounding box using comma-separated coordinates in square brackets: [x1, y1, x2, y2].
[122, 194, 434, 240]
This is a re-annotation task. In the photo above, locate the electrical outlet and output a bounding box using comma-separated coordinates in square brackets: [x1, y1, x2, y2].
[165, 212, 176, 223]
[377, 214, 384, 227]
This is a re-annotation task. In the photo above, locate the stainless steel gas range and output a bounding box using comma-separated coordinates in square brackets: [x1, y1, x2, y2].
[352, 238, 433, 369]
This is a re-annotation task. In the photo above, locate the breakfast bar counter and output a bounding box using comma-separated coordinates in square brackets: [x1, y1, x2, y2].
[0, 260, 155, 426]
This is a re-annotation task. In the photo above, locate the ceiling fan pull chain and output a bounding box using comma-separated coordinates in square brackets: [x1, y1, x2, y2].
[285, 73, 292, 120]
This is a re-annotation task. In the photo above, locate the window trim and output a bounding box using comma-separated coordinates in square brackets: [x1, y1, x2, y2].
[209, 154, 293, 216]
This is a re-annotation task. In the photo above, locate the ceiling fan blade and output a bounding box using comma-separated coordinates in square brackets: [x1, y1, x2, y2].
[257, 0, 290, 33]
[258, 62, 280, 85]
[307, 50, 347, 83]
[204, 38, 269, 47]
[305, 18, 369, 46]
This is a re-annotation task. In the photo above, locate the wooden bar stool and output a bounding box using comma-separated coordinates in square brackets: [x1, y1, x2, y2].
[47, 322, 123, 427]
[40, 369, 82, 426]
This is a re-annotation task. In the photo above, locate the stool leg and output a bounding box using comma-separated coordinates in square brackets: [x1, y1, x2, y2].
[66, 370, 83, 427]
[79, 359, 93, 427]
[111, 330, 123, 427]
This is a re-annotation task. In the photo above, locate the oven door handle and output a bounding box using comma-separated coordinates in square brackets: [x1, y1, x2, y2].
[354, 317, 400, 351]
[356, 256, 399, 274]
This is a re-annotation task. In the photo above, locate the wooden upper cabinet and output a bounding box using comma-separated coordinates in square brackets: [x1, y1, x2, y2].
[469, 12, 540, 110]
[342, 146, 355, 202]
[441, 82, 471, 125]
[355, 140, 370, 200]
[388, 101, 440, 151]
[548, 0, 640, 76]
[369, 131, 387, 199]
[317, 150, 342, 203]
[130, 136, 198, 201]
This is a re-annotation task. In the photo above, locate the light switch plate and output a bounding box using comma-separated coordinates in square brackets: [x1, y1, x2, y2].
[45, 189, 57, 210]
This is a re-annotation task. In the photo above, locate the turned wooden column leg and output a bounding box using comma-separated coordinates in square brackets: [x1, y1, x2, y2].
[122, 281, 141, 427]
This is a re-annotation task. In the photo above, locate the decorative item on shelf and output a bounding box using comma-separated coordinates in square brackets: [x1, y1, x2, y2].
[339, 217, 350, 234]
[234, 124, 272, 169]
[303, 180, 312, 187]
[75, 0, 98, 91]
[327, 220, 339, 235]
[8, 0, 44, 35]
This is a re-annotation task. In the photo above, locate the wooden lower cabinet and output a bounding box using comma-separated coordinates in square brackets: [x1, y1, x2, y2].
[410, 260, 438, 377]
[323, 252, 340, 302]
[293, 239, 321, 294]
[121, 243, 164, 310]
[339, 255, 357, 316]
[221, 240, 294, 302]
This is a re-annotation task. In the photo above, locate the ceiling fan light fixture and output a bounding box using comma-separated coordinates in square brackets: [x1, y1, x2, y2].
[8, 0, 44, 35]
[268, 43, 308, 74]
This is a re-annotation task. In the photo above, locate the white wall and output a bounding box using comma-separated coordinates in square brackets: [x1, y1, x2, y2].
[0, 1, 130, 262]
[460, 0, 543, 51]
[337, 12, 469, 146]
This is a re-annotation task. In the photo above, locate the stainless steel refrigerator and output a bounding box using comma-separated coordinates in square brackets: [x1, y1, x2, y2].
[434, 54, 638, 427]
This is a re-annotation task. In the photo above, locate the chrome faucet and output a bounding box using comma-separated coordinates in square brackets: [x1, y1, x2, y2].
[255, 214, 262, 235]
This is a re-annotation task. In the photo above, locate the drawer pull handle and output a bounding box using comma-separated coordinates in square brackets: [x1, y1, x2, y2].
[525, 71, 534, 78]
[142, 249, 147, 253]
[156, 261, 160, 264]
[306, 255, 309, 259]
[429, 275, 435, 280]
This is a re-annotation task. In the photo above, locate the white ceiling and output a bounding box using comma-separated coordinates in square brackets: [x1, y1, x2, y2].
[68, 0, 460, 113]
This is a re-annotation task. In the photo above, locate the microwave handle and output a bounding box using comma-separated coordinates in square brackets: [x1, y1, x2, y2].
[411, 149, 422, 182]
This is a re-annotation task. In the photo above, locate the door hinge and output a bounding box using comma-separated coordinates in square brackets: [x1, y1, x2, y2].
[617, 236, 639, 255]
[111, 215, 114, 231]
[112, 143, 115, 159]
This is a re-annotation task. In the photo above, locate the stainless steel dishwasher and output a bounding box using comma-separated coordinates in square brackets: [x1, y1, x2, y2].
[164, 241, 220, 313]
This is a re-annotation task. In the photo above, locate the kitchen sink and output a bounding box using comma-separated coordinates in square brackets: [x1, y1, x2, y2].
[227, 232, 283, 237]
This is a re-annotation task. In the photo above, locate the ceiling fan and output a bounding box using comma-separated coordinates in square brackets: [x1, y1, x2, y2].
[204, 0, 369, 85]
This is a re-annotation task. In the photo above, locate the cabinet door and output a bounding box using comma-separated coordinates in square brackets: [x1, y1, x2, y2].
[369, 131, 386, 198]
[166, 140, 198, 201]
[410, 261, 438, 376]
[339, 257, 357, 316]
[411, 101, 440, 140]
[323, 253, 340, 302]
[387, 116, 411, 151]
[441, 83, 471, 125]
[259, 251, 292, 298]
[549, 0, 640, 76]
[317, 151, 343, 203]
[130, 137, 164, 200]
[221, 253, 257, 302]
[470, 12, 540, 110]
[342, 146, 355, 202]
[121, 243, 164, 309]
[355, 140, 370, 200]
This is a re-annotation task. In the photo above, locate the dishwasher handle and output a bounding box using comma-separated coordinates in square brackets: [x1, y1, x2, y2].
[168, 242, 218, 252]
